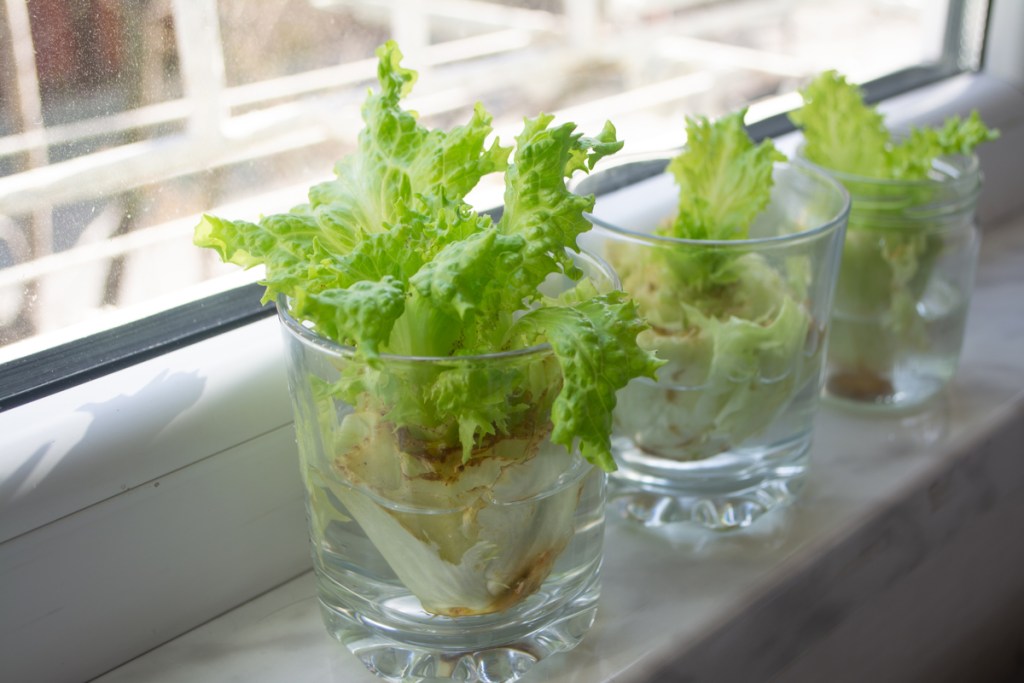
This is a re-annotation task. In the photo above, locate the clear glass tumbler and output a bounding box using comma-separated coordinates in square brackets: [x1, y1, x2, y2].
[811, 154, 982, 410]
[276, 264, 610, 682]
[576, 159, 848, 530]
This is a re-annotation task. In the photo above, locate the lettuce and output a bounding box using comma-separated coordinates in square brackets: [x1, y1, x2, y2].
[196, 41, 658, 468]
[607, 111, 814, 460]
[195, 41, 659, 617]
[789, 71, 997, 400]
[790, 70, 997, 180]
[667, 109, 784, 241]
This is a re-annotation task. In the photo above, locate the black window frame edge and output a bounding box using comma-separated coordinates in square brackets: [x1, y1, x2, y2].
[564, 61, 965, 197]
[0, 283, 274, 412]
[0, 56, 972, 413]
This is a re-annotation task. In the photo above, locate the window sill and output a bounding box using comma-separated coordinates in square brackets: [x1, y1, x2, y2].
[91, 209, 1024, 683]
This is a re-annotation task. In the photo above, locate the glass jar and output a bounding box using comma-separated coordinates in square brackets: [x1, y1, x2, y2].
[816, 154, 981, 410]
[276, 258, 611, 682]
[576, 159, 849, 530]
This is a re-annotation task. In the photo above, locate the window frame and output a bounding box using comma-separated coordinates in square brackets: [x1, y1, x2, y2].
[0, 282, 272, 411]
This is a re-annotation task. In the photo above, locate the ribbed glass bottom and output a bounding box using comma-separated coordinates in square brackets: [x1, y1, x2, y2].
[608, 433, 811, 530]
[308, 465, 606, 682]
[318, 574, 600, 683]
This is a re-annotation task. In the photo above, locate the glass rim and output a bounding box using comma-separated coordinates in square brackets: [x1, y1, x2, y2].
[795, 146, 981, 189]
[583, 158, 851, 248]
[276, 247, 619, 363]
[277, 301, 553, 363]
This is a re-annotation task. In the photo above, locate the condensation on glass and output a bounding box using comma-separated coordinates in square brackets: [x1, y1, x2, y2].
[0, 0, 984, 360]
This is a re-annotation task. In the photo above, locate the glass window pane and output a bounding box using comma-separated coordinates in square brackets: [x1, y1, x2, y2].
[0, 0, 987, 361]
[219, 1, 385, 86]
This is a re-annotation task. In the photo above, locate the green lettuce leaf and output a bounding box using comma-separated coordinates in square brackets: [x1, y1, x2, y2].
[789, 70, 999, 180]
[787, 70, 890, 177]
[605, 111, 814, 461]
[665, 109, 785, 241]
[499, 113, 624, 284]
[888, 110, 1000, 178]
[194, 40, 654, 471]
[511, 293, 661, 471]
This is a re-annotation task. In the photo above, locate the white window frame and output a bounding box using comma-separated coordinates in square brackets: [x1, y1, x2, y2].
[2, 2, 1023, 682]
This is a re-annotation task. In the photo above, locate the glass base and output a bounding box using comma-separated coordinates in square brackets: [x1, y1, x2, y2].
[823, 369, 949, 414]
[825, 278, 968, 413]
[319, 577, 599, 683]
[608, 434, 810, 531]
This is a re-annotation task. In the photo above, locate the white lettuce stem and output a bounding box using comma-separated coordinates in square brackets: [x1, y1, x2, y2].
[319, 409, 586, 617]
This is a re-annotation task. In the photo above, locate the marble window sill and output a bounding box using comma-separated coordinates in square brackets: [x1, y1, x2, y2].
[92, 212, 1024, 683]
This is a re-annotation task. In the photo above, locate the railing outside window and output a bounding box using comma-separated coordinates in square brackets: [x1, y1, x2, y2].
[0, 0, 984, 368]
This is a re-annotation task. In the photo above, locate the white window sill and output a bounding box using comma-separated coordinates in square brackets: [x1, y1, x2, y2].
[90, 207, 1024, 683]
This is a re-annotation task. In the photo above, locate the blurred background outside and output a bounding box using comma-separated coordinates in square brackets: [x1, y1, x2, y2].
[0, 0, 987, 361]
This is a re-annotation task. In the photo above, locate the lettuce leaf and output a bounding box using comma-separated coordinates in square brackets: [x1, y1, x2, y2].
[789, 70, 998, 180]
[605, 111, 814, 460]
[666, 109, 785, 241]
[653, 110, 786, 297]
[512, 293, 659, 471]
[888, 110, 999, 179]
[194, 40, 655, 470]
[787, 70, 890, 177]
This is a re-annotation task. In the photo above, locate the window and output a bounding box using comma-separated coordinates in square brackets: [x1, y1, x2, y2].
[0, 1, 985, 379]
[4, 2, 1022, 682]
